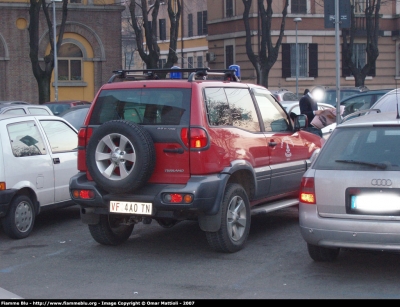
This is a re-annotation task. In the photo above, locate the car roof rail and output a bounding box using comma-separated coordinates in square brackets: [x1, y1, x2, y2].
[341, 108, 381, 123]
[108, 68, 240, 83]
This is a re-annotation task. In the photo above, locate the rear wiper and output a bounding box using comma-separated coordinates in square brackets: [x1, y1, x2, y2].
[335, 159, 387, 169]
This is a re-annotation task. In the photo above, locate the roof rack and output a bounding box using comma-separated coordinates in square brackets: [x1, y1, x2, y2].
[108, 68, 240, 83]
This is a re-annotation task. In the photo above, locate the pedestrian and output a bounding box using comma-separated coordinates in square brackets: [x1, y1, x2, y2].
[299, 89, 323, 137]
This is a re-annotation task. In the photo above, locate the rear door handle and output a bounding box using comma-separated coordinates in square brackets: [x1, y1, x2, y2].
[53, 157, 60, 164]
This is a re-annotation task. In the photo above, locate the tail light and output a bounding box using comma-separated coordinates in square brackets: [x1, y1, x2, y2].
[77, 127, 93, 172]
[299, 177, 316, 204]
[181, 128, 208, 149]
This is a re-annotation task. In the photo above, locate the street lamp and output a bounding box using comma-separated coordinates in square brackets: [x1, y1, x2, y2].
[52, 0, 62, 101]
[294, 17, 302, 98]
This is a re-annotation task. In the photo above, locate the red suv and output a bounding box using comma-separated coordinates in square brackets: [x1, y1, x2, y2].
[69, 68, 323, 253]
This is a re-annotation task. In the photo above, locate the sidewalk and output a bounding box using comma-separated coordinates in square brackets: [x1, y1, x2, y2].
[0, 287, 22, 299]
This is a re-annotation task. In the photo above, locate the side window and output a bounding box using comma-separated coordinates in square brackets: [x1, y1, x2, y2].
[40, 120, 77, 153]
[8, 121, 47, 157]
[4, 109, 27, 115]
[28, 108, 52, 115]
[253, 89, 290, 132]
[205, 87, 260, 132]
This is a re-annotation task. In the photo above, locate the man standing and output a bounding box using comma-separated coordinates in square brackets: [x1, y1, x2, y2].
[299, 89, 323, 137]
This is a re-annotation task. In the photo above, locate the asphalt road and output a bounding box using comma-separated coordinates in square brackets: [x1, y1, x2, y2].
[1, 205, 400, 300]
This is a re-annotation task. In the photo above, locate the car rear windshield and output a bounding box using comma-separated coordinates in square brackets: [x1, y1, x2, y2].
[314, 126, 400, 171]
[89, 88, 191, 126]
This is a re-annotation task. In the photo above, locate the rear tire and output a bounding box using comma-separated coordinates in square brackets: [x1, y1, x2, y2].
[88, 214, 134, 245]
[307, 243, 340, 262]
[2, 195, 35, 239]
[205, 183, 250, 253]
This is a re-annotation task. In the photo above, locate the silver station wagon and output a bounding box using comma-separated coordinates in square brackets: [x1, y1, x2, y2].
[299, 111, 400, 261]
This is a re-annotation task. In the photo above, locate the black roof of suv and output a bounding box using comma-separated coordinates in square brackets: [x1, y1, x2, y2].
[69, 67, 324, 253]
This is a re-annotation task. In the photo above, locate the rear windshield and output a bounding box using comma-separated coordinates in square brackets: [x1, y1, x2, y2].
[315, 126, 400, 171]
[89, 88, 191, 126]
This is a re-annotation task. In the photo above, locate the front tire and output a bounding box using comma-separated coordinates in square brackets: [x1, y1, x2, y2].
[307, 243, 340, 262]
[2, 195, 35, 239]
[88, 214, 134, 245]
[205, 183, 251, 253]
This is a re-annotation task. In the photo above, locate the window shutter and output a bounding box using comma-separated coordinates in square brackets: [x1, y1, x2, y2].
[159, 19, 166, 40]
[282, 44, 291, 78]
[309, 44, 318, 77]
[341, 44, 351, 77]
[197, 12, 202, 36]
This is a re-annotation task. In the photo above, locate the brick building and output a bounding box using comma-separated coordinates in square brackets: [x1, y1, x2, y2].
[0, 0, 124, 103]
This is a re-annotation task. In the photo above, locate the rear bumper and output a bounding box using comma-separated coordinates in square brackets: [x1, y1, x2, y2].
[299, 203, 400, 251]
[69, 172, 228, 222]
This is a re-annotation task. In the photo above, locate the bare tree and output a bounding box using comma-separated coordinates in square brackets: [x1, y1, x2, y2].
[242, 0, 289, 87]
[129, 0, 181, 71]
[28, 0, 68, 104]
[342, 0, 381, 87]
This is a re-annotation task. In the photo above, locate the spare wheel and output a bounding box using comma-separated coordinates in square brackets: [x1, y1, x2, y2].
[86, 120, 156, 194]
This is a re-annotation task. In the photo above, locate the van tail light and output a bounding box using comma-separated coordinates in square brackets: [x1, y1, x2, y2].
[181, 128, 208, 149]
[299, 177, 316, 204]
[77, 127, 93, 173]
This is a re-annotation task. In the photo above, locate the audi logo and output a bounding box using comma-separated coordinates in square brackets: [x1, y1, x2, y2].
[371, 179, 392, 186]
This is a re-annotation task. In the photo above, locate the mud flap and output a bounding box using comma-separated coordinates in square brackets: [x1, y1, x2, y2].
[198, 210, 221, 232]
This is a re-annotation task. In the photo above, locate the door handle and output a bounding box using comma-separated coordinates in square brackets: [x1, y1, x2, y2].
[53, 157, 60, 164]
[268, 142, 277, 147]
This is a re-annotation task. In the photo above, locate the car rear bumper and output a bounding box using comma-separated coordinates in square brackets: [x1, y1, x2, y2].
[0, 189, 18, 218]
[299, 203, 400, 251]
[69, 172, 228, 222]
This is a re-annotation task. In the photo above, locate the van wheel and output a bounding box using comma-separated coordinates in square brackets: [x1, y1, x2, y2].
[307, 243, 340, 262]
[205, 183, 250, 253]
[86, 120, 156, 194]
[88, 214, 134, 245]
[2, 195, 35, 239]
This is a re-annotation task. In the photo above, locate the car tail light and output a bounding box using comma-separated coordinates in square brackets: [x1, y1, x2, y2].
[299, 177, 316, 204]
[181, 128, 208, 149]
[0, 182, 6, 190]
[72, 189, 95, 199]
[163, 193, 193, 204]
[77, 127, 93, 172]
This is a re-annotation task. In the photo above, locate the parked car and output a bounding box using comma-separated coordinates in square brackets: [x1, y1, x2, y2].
[43, 100, 91, 115]
[280, 101, 337, 138]
[340, 89, 392, 117]
[368, 88, 400, 113]
[319, 86, 369, 106]
[0, 101, 30, 105]
[271, 89, 299, 103]
[69, 67, 324, 253]
[59, 105, 90, 130]
[0, 104, 53, 116]
[0, 114, 78, 239]
[299, 110, 400, 261]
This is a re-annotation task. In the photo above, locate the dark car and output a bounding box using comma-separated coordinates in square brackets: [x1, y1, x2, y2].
[59, 104, 90, 130]
[320, 86, 369, 106]
[43, 100, 91, 115]
[340, 89, 392, 117]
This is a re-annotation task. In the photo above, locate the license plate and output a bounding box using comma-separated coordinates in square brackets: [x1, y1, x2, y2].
[110, 201, 152, 215]
[351, 194, 400, 213]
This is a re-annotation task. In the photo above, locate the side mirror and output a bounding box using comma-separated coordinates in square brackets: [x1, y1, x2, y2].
[294, 114, 308, 130]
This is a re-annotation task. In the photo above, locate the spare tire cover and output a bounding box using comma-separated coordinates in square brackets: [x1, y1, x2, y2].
[86, 120, 156, 194]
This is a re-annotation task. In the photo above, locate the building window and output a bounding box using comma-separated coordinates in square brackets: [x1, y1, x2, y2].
[159, 19, 166, 40]
[281, 43, 318, 78]
[225, 45, 234, 69]
[291, 0, 307, 14]
[125, 52, 134, 69]
[188, 14, 193, 37]
[197, 56, 203, 68]
[290, 43, 307, 77]
[226, 0, 234, 17]
[188, 56, 193, 68]
[354, 0, 364, 13]
[197, 11, 207, 36]
[342, 43, 375, 76]
[58, 43, 83, 81]
[158, 58, 166, 68]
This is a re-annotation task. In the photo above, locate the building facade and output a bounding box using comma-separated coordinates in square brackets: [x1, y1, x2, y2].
[207, 0, 400, 94]
[0, 0, 124, 103]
